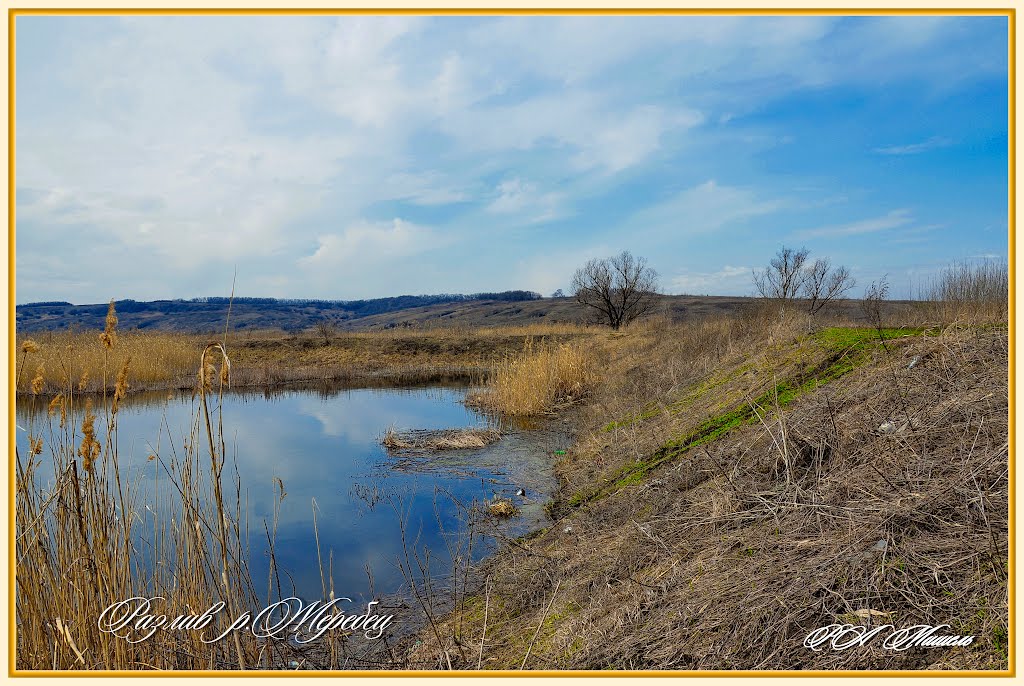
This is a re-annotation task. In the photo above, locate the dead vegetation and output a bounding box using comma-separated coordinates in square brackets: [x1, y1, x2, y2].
[916, 259, 1009, 324]
[15, 260, 1009, 672]
[467, 338, 605, 416]
[382, 427, 502, 452]
[15, 304, 406, 671]
[486, 497, 520, 518]
[16, 323, 598, 397]
[406, 286, 1009, 670]
[15, 309, 260, 670]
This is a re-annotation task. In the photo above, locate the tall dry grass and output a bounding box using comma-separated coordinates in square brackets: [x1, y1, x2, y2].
[16, 328, 201, 395]
[917, 259, 1009, 323]
[468, 338, 603, 416]
[16, 318, 600, 397]
[15, 305, 259, 670]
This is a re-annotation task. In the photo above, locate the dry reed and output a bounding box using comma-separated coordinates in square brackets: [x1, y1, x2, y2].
[15, 330, 201, 395]
[916, 259, 1008, 323]
[468, 339, 602, 416]
[15, 310, 259, 670]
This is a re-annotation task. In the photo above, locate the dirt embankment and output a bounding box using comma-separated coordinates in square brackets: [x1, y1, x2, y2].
[406, 318, 1009, 671]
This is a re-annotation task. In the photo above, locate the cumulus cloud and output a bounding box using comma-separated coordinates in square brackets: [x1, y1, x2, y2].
[299, 218, 436, 268]
[14, 15, 1007, 302]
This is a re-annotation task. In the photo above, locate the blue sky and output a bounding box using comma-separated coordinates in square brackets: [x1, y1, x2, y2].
[15, 15, 1009, 303]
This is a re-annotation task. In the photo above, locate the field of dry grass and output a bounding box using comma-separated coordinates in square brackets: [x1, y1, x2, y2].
[228, 322, 596, 388]
[16, 319, 599, 396]
[16, 328, 202, 395]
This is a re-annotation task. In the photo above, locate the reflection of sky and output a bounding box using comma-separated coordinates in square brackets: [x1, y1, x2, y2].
[16, 387, 504, 603]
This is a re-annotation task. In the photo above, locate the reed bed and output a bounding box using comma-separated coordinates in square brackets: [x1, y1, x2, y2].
[16, 326, 202, 395]
[16, 322, 599, 398]
[467, 338, 603, 417]
[15, 305, 259, 670]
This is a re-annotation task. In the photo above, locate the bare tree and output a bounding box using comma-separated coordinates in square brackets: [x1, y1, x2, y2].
[753, 246, 855, 314]
[804, 258, 855, 314]
[753, 246, 811, 301]
[571, 251, 659, 330]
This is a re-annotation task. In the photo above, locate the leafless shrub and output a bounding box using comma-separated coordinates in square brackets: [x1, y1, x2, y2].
[753, 246, 811, 301]
[917, 259, 1008, 323]
[804, 258, 855, 314]
[314, 319, 338, 345]
[862, 275, 890, 332]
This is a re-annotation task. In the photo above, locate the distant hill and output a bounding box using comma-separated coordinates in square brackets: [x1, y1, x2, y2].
[14, 291, 545, 333]
[16, 292, 896, 334]
[338, 294, 765, 330]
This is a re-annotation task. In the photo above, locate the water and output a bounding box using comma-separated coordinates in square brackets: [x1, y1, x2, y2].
[15, 385, 562, 607]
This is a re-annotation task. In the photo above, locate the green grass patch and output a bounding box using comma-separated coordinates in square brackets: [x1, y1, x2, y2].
[574, 326, 937, 511]
[812, 326, 936, 351]
[602, 364, 750, 432]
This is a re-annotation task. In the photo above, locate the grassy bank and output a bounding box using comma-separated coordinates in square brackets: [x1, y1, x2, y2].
[406, 298, 1009, 669]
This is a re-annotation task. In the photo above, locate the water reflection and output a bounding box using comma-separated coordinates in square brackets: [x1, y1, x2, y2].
[15, 385, 559, 606]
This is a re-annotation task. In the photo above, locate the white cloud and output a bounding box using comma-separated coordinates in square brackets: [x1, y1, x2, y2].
[873, 136, 954, 155]
[571, 106, 704, 173]
[487, 178, 566, 223]
[631, 179, 790, 237]
[252, 16, 429, 127]
[793, 209, 915, 239]
[18, 19, 357, 268]
[437, 90, 703, 174]
[382, 172, 470, 206]
[13, 16, 1007, 303]
[299, 218, 435, 269]
[671, 265, 752, 295]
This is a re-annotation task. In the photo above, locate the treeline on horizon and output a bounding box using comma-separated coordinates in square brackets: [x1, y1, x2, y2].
[17, 290, 544, 318]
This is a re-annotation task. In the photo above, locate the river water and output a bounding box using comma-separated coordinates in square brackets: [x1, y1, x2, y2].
[15, 385, 564, 608]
